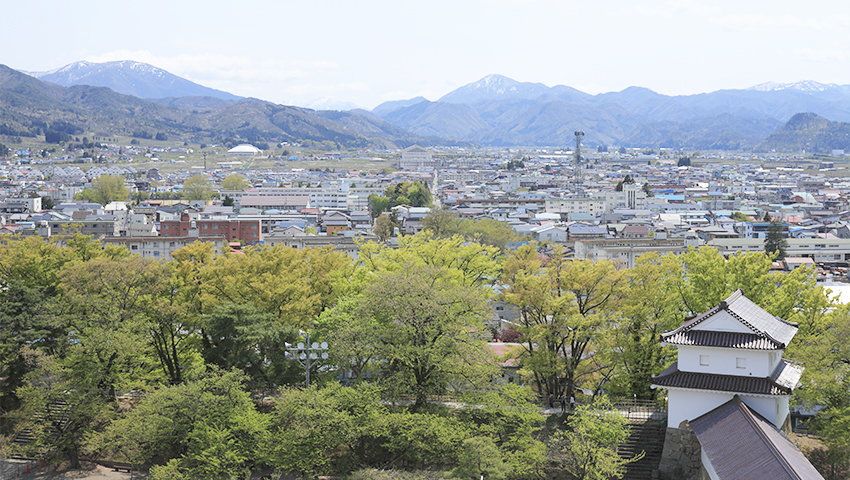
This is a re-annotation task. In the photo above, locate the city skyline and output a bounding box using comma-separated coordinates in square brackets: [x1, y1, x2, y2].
[4, 0, 850, 110]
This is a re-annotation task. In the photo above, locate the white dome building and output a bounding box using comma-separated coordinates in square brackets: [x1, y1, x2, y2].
[227, 144, 262, 156]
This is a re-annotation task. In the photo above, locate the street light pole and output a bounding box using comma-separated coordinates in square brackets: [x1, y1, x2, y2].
[285, 332, 328, 388]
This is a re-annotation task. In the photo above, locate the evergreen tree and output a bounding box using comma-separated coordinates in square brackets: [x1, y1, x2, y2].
[764, 219, 789, 260]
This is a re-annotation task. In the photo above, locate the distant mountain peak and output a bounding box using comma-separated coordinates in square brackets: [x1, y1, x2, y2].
[25, 60, 241, 101]
[747, 80, 838, 92]
[438, 74, 551, 104]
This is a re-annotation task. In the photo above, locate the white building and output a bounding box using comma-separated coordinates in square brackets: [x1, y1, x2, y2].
[652, 290, 822, 480]
[227, 144, 262, 156]
[398, 145, 435, 169]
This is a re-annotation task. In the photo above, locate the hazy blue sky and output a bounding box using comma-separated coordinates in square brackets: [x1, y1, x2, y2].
[4, 0, 850, 109]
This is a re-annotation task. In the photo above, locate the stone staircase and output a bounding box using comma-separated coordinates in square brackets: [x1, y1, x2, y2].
[10, 400, 71, 457]
[618, 419, 667, 480]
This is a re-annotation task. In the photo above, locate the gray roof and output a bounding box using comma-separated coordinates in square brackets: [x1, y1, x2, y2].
[662, 331, 782, 350]
[652, 359, 802, 396]
[661, 290, 798, 348]
[691, 396, 823, 480]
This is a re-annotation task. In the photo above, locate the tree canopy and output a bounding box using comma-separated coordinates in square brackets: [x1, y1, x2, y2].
[75, 174, 129, 205]
[182, 174, 215, 201]
[0, 232, 841, 478]
[221, 174, 250, 191]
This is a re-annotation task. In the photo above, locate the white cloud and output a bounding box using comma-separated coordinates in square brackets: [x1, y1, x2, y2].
[793, 48, 849, 63]
[709, 14, 827, 31]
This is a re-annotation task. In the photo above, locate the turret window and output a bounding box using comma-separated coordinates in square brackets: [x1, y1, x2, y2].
[700, 355, 709, 366]
[736, 357, 746, 369]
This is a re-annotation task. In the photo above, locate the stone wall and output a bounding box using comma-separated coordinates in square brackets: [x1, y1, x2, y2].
[656, 422, 704, 480]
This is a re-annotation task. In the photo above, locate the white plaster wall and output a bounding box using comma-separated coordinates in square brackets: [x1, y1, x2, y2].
[741, 395, 788, 429]
[668, 389, 788, 430]
[691, 310, 752, 333]
[701, 449, 720, 480]
[678, 346, 772, 377]
[668, 389, 733, 428]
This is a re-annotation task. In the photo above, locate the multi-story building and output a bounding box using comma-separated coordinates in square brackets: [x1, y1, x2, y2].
[102, 237, 228, 262]
[220, 187, 348, 210]
[544, 197, 607, 218]
[160, 210, 262, 245]
[398, 145, 435, 169]
[603, 183, 648, 211]
[708, 237, 850, 263]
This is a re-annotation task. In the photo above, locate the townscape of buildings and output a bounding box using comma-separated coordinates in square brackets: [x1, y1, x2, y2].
[1, 144, 847, 281]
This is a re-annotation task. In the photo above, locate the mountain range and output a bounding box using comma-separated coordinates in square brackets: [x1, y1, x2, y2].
[370, 74, 850, 149]
[9, 60, 850, 152]
[0, 64, 427, 149]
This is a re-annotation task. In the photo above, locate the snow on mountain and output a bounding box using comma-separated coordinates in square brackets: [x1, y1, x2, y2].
[438, 74, 552, 104]
[747, 80, 839, 92]
[25, 60, 241, 101]
[303, 97, 362, 111]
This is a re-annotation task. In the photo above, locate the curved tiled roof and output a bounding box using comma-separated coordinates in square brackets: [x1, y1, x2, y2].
[661, 290, 798, 348]
[662, 331, 783, 350]
[651, 360, 802, 396]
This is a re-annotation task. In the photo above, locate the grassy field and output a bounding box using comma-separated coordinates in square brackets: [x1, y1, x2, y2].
[5, 134, 401, 174]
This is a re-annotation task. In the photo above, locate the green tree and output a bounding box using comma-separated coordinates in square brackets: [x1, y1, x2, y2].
[787, 300, 849, 474]
[551, 397, 641, 480]
[451, 437, 510, 480]
[603, 253, 679, 399]
[58, 256, 162, 398]
[10, 348, 111, 468]
[39, 196, 54, 210]
[373, 213, 396, 242]
[262, 384, 387, 477]
[201, 302, 299, 388]
[765, 219, 789, 260]
[314, 295, 381, 385]
[0, 236, 71, 410]
[87, 369, 267, 479]
[199, 244, 350, 327]
[76, 174, 129, 205]
[182, 174, 215, 201]
[730, 211, 750, 222]
[457, 384, 547, 477]
[614, 175, 634, 192]
[140, 261, 200, 385]
[677, 157, 691, 166]
[360, 265, 497, 409]
[642, 182, 653, 197]
[421, 209, 526, 252]
[368, 194, 392, 218]
[221, 174, 249, 191]
[222, 194, 235, 207]
[359, 233, 502, 288]
[500, 245, 622, 399]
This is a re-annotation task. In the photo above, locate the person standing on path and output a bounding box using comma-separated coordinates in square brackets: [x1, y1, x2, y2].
[570, 394, 576, 411]
[548, 393, 554, 409]
[560, 394, 567, 414]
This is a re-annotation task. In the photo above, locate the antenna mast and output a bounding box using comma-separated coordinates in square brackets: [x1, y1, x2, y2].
[574, 130, 584, 196]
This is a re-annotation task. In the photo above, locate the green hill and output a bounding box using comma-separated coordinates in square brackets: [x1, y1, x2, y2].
[0, 65, 425, 149]
[757, 112, 850, 153]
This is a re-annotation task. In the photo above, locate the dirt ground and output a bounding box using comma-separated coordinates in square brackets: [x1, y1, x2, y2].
[5, 461, 145, 480]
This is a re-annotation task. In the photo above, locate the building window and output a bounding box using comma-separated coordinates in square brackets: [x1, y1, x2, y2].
[700, 355, 709, 366]
[736, 357, 746, 369]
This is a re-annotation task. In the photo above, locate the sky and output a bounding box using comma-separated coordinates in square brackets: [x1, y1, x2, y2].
[4, 0, 850, 110]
